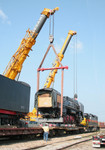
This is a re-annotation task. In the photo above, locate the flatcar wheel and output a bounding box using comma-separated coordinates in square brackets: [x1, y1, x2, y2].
[57, 130, 64, 136]
[49, 130, 54, 137]
[75, 130, 80, 134]
[65, 131, 70, 135]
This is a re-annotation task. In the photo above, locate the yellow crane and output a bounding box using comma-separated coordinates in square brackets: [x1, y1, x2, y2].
[43, 30, 77, 88]
[3, 7, 59, 80]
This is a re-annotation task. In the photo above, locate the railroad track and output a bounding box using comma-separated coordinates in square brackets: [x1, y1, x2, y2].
[25, 138, 92, 150]
[24, 132, 99, 150]
[0, 130, 104, 150]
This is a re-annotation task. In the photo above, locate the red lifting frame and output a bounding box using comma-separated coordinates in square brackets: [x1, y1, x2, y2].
[37, 66, 68, 71]
[37, 44, 68, 117]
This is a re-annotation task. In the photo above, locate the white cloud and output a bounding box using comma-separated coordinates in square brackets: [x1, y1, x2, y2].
[77, 40, 83, 50]
[0, 9, 11, 25]
[55, 43, 62, 53]
[55, 38, 83, 54]
[70, 40, 83, 54]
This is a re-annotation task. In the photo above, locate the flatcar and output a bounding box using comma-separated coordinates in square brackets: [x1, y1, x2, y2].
[98, 122, 105, 128]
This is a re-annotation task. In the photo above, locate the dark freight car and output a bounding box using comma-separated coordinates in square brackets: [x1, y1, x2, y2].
[0, 74, 30, 113]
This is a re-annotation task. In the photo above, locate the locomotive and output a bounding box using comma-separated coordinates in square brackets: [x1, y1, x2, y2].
[63, 96, 84, 125]
[35, 88, 84, 125]
[80, 113, 99, 131]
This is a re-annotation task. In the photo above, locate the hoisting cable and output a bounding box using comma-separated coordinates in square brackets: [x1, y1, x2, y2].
[73, 34, 78, 100]
[49, 12, 55, 87]
[73, 39, 75, 97]
[75, 34, 77, 95]
[49, 13, 54, 43]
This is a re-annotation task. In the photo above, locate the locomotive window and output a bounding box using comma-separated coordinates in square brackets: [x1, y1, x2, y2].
[84, 114, 89, 119]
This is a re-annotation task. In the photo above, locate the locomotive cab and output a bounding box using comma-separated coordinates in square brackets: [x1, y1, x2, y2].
[35, 88, 61, 118]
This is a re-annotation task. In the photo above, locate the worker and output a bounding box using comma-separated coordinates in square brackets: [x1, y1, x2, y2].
[42, 123, 49, 141]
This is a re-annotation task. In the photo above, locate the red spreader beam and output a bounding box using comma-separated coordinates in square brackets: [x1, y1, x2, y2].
[37, 66, 68, 72]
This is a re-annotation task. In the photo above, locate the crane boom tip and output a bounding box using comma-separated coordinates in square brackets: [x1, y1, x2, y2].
[69, 30, 77, 35]
[51, 7, 59, 14]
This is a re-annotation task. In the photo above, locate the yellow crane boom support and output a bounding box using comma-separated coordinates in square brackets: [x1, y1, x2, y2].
[43, 30, 77, 88]
[3, 7, 59, 80]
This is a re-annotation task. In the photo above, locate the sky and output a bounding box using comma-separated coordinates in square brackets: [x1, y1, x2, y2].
[0, 0, 105, 122]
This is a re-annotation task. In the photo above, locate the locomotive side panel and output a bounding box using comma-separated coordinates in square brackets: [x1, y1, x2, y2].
[81, 113, 99, 131]
[88, 114, 98, 127]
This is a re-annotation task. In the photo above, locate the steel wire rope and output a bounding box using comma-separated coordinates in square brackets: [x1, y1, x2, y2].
[73, 34, 78, 98]
[53, 14, 54, 37]
[48, 12, 55, 88]
[49, 13, 51, 36]
[76, 34, 77, 95]
[49, 13, 54, 36]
